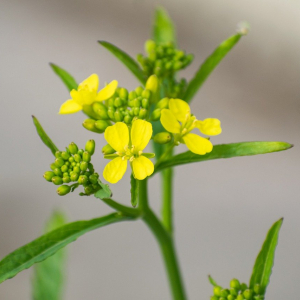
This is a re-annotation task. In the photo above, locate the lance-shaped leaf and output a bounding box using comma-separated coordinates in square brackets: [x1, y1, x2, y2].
[249, 218, 283, 295]
[0, 213, 132, 284]
[154, 141, 293, 174]
[32, 210, 67, 300]
[98, 41, 146, 85]
[50, 63, 78, 92]
[153, 7, 176, 45]
[184, 26, 248, 103]
[32, 116, 59, 156]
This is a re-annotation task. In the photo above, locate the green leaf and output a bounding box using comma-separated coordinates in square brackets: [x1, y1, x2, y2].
[208, 275, 218, 287]
[94, 179, 113, 199]
[130, 174, 139, 208]
[32, 210, 67, 300]
[98, 41, 146, 85]
[249, 218, 283, 295]
[153, 7, 176, 45]
[50, 63, 78, 92]
[0, 213, 132, 284]
[32, 116, 59, 156]
[184, 31, 246, 103]
[154, 141, 293, 174]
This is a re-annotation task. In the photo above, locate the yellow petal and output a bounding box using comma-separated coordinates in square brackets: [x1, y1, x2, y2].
[103, 157, 127, 184]
[78, 74, 99, 91]
[160, 109, 181, 133]
[169, 99, 190, 123]
[195, 118, 222, 136]
[104, 122, 129, 153]
[59, 99, 82, 114]
[182, 133, 213, 155]
[132, 156, 154, 180]
[96, 80, 118, 101]
[131, 119, 152, 151]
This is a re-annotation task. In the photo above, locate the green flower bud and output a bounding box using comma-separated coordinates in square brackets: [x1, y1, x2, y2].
[254, 296, 264, 300]
[102, 144, 115, 155]
[63, 172, 69, 177]
[89, 174, 98, 184]
[219, 298, 226, 300]
[82, 151, 91, 163]
[82, 119, 103, 133]
[132, 98, 141, 107]
[94, 120, 110, 132]
[220, 289, 229, 298]
[253, 284, 261, 295]
[128, 91, 137, 100]
[107, 97, 114, 107]
[236, 295, 244, 300]
[88, 163, 94, 173]
[230, 279, 241, 290]
[53, 168, 63, 177]
[156, 97, 169, 109]
[141, 89, 151, 99]
[153, 132, 171, 144]
[113, 97, 122, 107]
[78, 149, 84, 156]
[55, 151, 62, 158]
[210, 297, 219, 300]
[240, 283, 248, 292]
[85, 139, 95, 155]
[135, 86, 144, 96]
[118, 87, 128, 99]
[230, 288, 238, 297]
[227, 295, 234, 300]
[84, 185, 94, 195]
[80, 161, 88, 171]
[145, 75, 158, 94]
[138, 108, 147, 119]
[56, 185, 71, 196]
[114, 111, 123, 122]
[71, 162, 76, 167]
[52, 176, 63, 185]
[142, 98, 149, 109]
[92, 102, 109, 119]
[61, 165, 68, 173]
[151, 108, 161, 121]
[50, 163, 56, 170]
[243, 289, 253, 300]
[43, 171, 55, 182]
[68, 142, 78, 154]
[133, 107, 140, 116]
[55, 157, 64, 168]
[173, 61, 183, 70]
[145, 39, 156, 54]
[78, 175, 88, 185]
[73, 166, 80, 173]
[213, 286, 222, 297]
[82, 105, 100, 119]
[70, 171, 79, 181]
[74, 154, 81, 163]
[69, 157, 74, 163]
[124, 115, 132, 124]
[62, 176, 71, 183]
[60, 151, 70, 160]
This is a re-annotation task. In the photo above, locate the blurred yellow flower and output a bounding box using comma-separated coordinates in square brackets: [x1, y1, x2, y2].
[59, 74, 118, 114]
[103, 120, 155, 183]
[160, 99, 221, 155]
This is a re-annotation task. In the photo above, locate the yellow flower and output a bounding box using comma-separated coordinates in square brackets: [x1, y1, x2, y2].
[59, 74, 118, 114]
[160, 99, 221, 155]
[103, 120, 155, 183]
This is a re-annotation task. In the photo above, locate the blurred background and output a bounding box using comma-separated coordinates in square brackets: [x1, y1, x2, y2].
[1, 0, 299, 299]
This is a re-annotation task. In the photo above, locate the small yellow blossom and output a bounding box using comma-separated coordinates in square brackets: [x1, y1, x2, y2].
[59, 74, 118, 114]
[103, 120, 155, 184]
[160, 99, 221, 155]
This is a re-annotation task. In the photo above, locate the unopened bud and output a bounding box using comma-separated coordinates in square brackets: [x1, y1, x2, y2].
[55, 157, 64, 168]
[220, 289, 229, 298]
[210, 297, 218, 300]
[118, 88, 128, 99]
[230, 288, 238, 297]
[114, 111, 123, 122]
[133, 107, 140, 116]
[78, 175, 88, 185]
[82, 151, 91, 163]
[114, 97, 123, 107]
[138, 108, 147, 119]
[230, 279, 241, 290]
[61, 151, 70, 160]
[94, 120, 110, 132]
[68, 142, 78, 154]
[80, 161, 88, 172]
[61, 165, 68, 173]
[156, 97, 169, 109]
[124, 115, 132, 124]
[73, 154, 81, 163]
[240, 283, 248, 292]
[227, 295, 234, 300]
[55, 151, 62, 158]
[135, 86, 144, 96]
[84, 185, 94, 195]
[145, 75, 158, 94]
[142, 98, 149, 109]
[57, 185, 71, 196]
[213, 286, 222, 297]
[243, 289, 253, 299]
[128, 91, 137, 100]
[78, 149, 84, 156]
[89, 174, 98, 184]
[52, 176, 63, 185]
[70, 171, 79, 181]
[92, 102, 109, 119]
[141, 89, 151, 99]
[102, 144, 115, 155]
[236, 295, 244, 300]
[63, 177, 71, 183]
[83, 119, 103, 133]
[153, 132, 171, 144]
[43, 171, 55, 182]
[145, 39, 156, 54]
[53, 168, 63, 177]
[151, 108, 161, 121]
[254, 284, 262, 295]
[50, 163, 56, 170]
[85, 139, 95, 155]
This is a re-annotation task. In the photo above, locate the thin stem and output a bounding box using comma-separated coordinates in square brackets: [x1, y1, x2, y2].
[154, 143, 175, 169]
[161, 167, 173, 234]
[101, 198, 141, 217]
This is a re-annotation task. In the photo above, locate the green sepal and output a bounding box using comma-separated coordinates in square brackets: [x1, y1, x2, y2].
[154, 141, 293, 174]
[184, 30, 247, 103]
[98, 41, 146, 85]
[94, 179, 113, 200]
[249, 218, 283, 295]
[32, 116, 59, 156]
[0, 213, 131, 284]
[153, 7, 176, 45]
[49, 63, 78, 92]
[130, 173, 139, 208]
[142, 153, 155, 159]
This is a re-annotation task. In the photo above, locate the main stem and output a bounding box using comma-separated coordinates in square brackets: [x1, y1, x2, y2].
[139, 180, 186, 300]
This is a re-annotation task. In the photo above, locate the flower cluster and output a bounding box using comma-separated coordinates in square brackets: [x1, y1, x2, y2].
[43, 140, 100, 195]
[211, 279, 264, 300]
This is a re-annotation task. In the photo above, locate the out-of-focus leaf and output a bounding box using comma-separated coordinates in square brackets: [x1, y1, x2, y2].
[154, 141, 293, 173]
[249, 218, 283, 295]
[32, 210, 67, 300]
[98, 41, 146, 85]
[32, 116, 58, 156]
[0, 213, 132, 284]
[50, 63, 78, 92]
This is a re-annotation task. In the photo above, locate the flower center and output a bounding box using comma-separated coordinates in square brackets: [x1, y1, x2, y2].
[120, 145, 142, 161]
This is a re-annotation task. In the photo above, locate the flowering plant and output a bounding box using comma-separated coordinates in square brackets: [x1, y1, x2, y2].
[0, 7, 292, 300]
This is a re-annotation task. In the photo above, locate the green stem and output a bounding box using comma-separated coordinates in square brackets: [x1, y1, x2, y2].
[161, 167, 173, 233]
[101, 198, 140, 217]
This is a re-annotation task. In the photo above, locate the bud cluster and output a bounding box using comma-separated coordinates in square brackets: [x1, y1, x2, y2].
[211, 279, 264, 300]
[82, 86, 153, 134]
[43, 140, 100, 196]
[137, 40, 193, 78]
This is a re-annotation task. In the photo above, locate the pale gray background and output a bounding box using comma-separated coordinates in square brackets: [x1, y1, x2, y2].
[0, 0, 299, 299]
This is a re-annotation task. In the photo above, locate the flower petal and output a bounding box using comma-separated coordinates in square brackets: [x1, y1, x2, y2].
[132, 156, 154, 180]
[160, 109, 181, 133]
[97, 80, 118, 101]
[131, 119, 152, 152]
[195, 118, 222, 136]
[182, 133, 213, 155]
[169, 99, 190, 123]
[104, 122, 129, 153]
[103, 157, 127, 184]
[59, 99, 82, 114]
[78, 74, 99, 91]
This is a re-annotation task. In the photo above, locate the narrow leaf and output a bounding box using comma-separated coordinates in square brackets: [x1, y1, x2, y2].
[0, 213, 132, 284]
[50, 63, 78, 92]
[208, 275, 218, 287]
[32, 210, 67, 300]
[153, 7, 176, 45]
[249, 218, 283, 295]
[130, 174, 139, 208]
[154, 141, 293, 174]
[184, 30, 247, 103]
[32, 116, 59, 156]
[98, 41, 146, 85]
